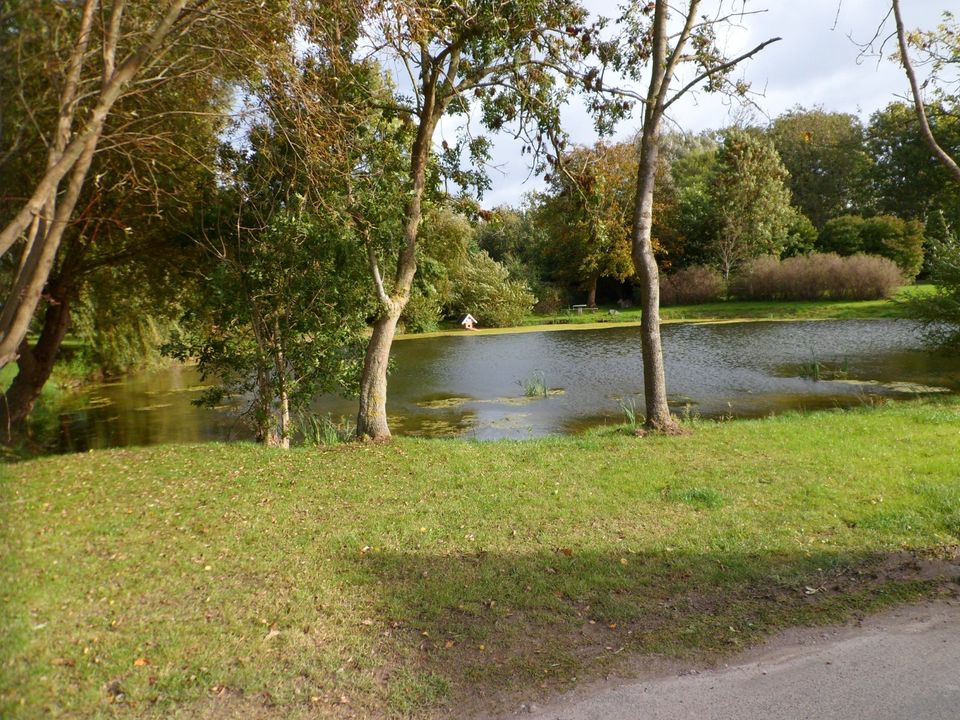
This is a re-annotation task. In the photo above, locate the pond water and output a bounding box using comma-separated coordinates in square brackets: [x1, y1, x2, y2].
[49, 319, 960, 452]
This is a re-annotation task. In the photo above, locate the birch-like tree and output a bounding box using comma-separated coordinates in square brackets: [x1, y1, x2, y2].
[597, 1, 779, 430]
[351, 0, 591, 440]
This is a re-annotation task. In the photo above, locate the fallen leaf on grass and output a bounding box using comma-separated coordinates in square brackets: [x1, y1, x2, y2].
[133, 657, 149, 667]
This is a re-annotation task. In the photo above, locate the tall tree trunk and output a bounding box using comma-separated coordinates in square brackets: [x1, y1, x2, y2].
[0, 288, 72, 441]
[356, 307, 401, 440]
[632, 123, 674, 431]
[629, 0, 678, 432]
[270, 326, 290, 449]
[0, 0, 192, 368]
[355, 108, 439, 441]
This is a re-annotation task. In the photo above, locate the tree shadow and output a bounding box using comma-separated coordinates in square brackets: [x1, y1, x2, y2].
[352, 545, 959, 714]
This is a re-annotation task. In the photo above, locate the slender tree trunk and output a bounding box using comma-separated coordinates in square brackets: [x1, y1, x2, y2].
[0, 0, 191, 368]
[629, 0, 678, 432]
[632, 123, 674, 431]
[253, 364, 272, 445]
[271, 326, 290, 449]
[0, 289, 72, 441]
[892, 0, 960, 183]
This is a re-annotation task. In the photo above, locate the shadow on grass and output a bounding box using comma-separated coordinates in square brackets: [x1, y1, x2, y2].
[352, 546, 959, 715]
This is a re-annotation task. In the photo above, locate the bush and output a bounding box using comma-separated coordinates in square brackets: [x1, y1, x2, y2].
[818, 215, 864, 255]
[817, 214, 924, 279]
[449, 251, 537, 327]
[401, 289, 443, 333]
[730, 253, 903, 301]
[660, 265, 726, 305]
[860, 215, 925, 281]
[781, 211, 818, 258]
[908, 233, 960, 350]
[532, 284, 569, 314]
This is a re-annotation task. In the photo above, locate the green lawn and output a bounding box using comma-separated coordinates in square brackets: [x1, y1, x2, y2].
[524, 285, 935, 328]
[2, 399, 959, 718]
[403, 286, 934, 339]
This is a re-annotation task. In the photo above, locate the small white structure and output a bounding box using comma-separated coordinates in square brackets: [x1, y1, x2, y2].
[461, 313, 478, 330]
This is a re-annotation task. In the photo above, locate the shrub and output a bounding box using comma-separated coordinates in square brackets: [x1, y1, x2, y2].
[730, 253, 902, 301]
[781, 210, 818, 258]
[401, 289, 443, 333]
[532, 284, 569, 314]
[449, 250, 537, 327]
[860, 215, 925, 280]
[818, 215, 864, 255]
[660, 265, 726, 305]
[908, 232, 960, 350]
[817, 214, 924, 279]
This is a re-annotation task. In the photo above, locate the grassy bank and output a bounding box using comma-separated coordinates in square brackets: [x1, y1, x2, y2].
[525, 284, 935, 327]
[3, 399, 960, 718]
[401, 285, 934, 340]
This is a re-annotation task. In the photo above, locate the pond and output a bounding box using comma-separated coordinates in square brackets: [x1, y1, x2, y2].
[48, 319, 960, 452]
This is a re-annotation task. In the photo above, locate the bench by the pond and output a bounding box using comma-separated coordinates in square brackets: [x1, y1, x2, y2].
[572, 304, 587, 315]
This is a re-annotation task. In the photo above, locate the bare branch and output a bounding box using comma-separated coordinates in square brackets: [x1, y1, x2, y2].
[892, 0, 960, 184]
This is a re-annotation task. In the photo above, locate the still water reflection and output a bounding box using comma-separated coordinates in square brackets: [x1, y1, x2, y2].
[52, 320, 959, 452]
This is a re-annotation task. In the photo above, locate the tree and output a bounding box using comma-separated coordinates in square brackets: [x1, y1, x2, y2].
[351, 0, 591, 440]
[891, 1, 960, 184]
[768, 107, 871, 229]
[596, 1, 779, 431]
[710, 128, 793, 280]
[860, 215, 924, 280]
[0, 1, 285, 369]
[0, 1, 286, 435]
[890, 1, 960, 343]
[817, 214, 924, 280]
[818, 216, 865, 256]
[167, 200, 370, 448]
[536, 142, 635, 306]
[866, 102, 960, 229]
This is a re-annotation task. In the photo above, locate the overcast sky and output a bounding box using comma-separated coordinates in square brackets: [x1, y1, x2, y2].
[447, 0, 953, 208]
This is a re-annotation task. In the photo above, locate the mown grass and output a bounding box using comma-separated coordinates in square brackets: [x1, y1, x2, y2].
[403, 285, 934, 339]
[526, 284, 935, 327]
[2, 398, 959, 719]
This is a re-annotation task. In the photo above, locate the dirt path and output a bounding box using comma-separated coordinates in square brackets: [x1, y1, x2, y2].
[494, 597, 960, 720]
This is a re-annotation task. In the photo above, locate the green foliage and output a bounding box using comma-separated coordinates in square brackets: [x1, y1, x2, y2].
[768, 107, 872, 228]
[412, 207, 537, 328]
[866, 102, 960, 229]
[297, 412, 355, 447]
[860, 215, 925, 280]
[519, 370, 548, 398]
[401, 288, 444, 334]
[533, 142, 636, 301]
[908, 229, 960, 350]
[449, 251, 536, 327]
[665, 143, 719, 269]
[166, 203, 371, 444]
[710, 129, 794, 278]
[782, 210, 819, 258]
[818, 215, 925, 279]
[818, 216, 865, 256]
